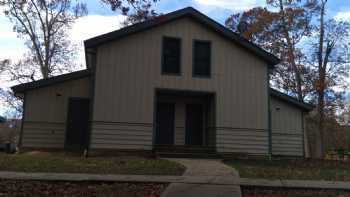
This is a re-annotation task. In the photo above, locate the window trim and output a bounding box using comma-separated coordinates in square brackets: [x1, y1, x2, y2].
[161, 36, 182, 76]
[192, 39, 212, 78]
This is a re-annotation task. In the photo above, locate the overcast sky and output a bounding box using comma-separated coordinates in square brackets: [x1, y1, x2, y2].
[1, 0, 350, 116]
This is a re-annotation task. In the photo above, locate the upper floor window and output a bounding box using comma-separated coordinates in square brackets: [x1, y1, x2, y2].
[193, 40, 211, 77]
[162, 37, 181, 75]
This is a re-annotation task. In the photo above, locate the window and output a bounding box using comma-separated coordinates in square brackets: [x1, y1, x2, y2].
[162, 37, 181, 74]
[193, 40, 211, 77]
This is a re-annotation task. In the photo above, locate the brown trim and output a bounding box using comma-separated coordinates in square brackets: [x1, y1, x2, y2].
[93, 121, 153, 126]
[215, 127, 267, 131]
[23, 121, 65, 124]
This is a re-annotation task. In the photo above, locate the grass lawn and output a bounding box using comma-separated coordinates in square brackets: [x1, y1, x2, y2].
[0, 152, 185, 175]
[225, 159, 350, 181]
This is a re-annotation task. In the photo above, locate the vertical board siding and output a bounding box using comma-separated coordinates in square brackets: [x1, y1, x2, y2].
[22, 77, 91, 148]
[93, 17, 269, 152]
[271, 98, 303, 156]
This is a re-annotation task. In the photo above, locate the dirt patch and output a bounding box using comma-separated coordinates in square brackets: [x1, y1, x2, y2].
[242, 186, 350, 197]
[0, 179, 168, 197]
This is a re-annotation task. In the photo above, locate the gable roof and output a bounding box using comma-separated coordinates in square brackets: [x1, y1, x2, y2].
[11, 69, 91, 93]
[270, 89, 314, 112]
[84, 7, 280, 67]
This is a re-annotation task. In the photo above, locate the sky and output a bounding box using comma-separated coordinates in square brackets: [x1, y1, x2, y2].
[0, 0, 350, 116]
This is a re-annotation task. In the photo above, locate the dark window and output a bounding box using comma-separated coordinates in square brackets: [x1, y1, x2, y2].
[162, 37, 181, 74]
[193, 40, 211, 77]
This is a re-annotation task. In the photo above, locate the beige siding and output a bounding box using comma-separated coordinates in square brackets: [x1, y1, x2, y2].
[22, 77, 91, 148]
[90, 122, 153, 150]
[92, 17, 269, 152]
[271, 97, 303, 156]
[216, 128, 268, 154]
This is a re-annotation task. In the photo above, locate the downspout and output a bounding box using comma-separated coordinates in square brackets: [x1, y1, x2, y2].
[85, 47, 97, 157]
[267, 68, 272, 159]
[302, 112, 306, 158]
[17, 92, 26, 151]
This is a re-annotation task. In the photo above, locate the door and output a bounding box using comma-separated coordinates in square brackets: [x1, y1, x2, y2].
[155, 103, 175, 145]
[186, 104, 203, 146]
[65, 98, 90, 151]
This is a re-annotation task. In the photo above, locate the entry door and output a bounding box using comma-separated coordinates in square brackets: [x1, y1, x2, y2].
[65, 98, 90, 151]
[156, 103, 175, 145]
[186, 104, 203, 146]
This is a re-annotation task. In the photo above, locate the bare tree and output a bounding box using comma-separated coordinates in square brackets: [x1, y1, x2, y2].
[309, 0, 350, 158]
[101, 0, 159, 26]
[0, 88, 22, 118]
[0, 0, 87, 81]
[0, 59, 10, 74]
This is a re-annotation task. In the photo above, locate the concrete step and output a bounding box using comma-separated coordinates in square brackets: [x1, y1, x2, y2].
[154, 145, 216, 154]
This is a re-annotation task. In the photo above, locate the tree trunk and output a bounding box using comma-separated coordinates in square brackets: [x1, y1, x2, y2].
[315, 0, 327, 159]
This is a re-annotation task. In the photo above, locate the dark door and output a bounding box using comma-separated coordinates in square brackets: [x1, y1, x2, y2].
[156, 103, 175, 145]
[186, 104, 203, 146]
[65, 98, 90, 151]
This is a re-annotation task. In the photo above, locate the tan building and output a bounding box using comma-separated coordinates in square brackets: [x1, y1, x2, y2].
[12, 7, 313, 157]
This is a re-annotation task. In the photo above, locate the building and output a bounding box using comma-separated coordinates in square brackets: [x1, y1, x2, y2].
[12, 7, 313, 157]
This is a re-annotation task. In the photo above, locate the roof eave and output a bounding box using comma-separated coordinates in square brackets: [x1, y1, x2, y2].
[11, 69, 91, 93]
[270, 89, 314, 112]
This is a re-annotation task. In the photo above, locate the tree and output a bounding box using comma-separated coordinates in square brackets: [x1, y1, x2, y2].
[0, 88, 22, 118]
[309, 0, 350, 158]
[225, 0, 314, 101]
[101, 0, 159, 26]
[226, 0, 350, 158]
[0, 0, 87, 81]
[0, 59, 10, 74]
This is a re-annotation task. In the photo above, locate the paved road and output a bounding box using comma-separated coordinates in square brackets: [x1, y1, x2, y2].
[161, 159, 242, 197]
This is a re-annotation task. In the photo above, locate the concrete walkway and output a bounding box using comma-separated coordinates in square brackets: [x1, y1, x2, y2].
[161, 159, 242, 197]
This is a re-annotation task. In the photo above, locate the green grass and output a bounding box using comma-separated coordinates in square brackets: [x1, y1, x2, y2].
[0, 152, 185, 175]
[225, 159, 350, 181]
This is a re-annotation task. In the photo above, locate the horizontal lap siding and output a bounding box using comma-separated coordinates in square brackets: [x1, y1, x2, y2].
[22, 122, 65, 148]
[90, 122, 153, 150]
[216, 128, 268, 154]
[271, 98, 303, 156]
